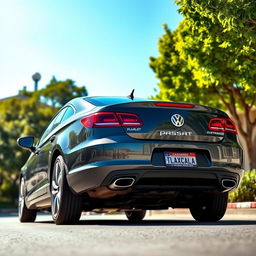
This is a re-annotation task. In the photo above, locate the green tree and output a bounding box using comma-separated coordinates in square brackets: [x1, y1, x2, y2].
[150, 22, 222, 109]
[150, 1, 256, 169]
[39, 76, 88, 107]
[0, 76, 88, 203]
[0, 97, 56, 203]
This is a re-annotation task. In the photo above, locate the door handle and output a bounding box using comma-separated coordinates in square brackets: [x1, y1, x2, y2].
[50, 135, 56, 143]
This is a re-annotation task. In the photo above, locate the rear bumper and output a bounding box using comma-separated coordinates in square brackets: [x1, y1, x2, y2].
[66, 160, 244, 195]
[65, 138, 244, 196]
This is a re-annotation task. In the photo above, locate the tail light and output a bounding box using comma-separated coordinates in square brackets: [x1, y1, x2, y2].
[208, 118, 225, 132]
[116, 112, 143, 127]
[81, 112, 120, 128]
[208, 118, 237, 134]
[154, 102, 194, 108]
[81, 112, 143, 128]
[225, 118, 237, 134]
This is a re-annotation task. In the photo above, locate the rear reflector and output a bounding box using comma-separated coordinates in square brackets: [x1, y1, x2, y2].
[154, 102, 194, 108]
[81, 112, 143, 128]
[208, 118, 237, 134]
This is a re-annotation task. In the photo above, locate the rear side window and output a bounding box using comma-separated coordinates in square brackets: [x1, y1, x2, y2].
[40, 108, 67, 142]
[61, 106, 75, 123]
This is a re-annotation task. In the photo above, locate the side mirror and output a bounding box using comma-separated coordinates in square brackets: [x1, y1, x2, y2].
[17, 136, 36, 152]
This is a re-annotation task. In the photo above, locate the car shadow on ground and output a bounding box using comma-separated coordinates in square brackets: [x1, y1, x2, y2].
[4, 212, 255, 226]
[35, 219, 256, 226]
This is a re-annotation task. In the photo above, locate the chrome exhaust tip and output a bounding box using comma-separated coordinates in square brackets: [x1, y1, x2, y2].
[109, 177, 135, 190]
[221, 179, 237, 189]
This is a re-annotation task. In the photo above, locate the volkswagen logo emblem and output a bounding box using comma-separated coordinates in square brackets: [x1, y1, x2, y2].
[171, 114, 184, 127]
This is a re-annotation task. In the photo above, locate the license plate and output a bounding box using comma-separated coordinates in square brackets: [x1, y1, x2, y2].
[164, 152, 197, 167]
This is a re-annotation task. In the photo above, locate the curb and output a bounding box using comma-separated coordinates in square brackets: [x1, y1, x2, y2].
[227, 202, 256, 209]
[0, 208, 18, 214]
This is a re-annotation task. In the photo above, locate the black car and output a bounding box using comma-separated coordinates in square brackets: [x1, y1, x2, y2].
[17, 96, 244, 224]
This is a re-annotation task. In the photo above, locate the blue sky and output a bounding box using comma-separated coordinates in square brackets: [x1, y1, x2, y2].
[0, 0, 182, 99]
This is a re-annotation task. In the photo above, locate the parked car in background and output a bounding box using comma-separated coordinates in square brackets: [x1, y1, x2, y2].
[17, 96, 244, 224]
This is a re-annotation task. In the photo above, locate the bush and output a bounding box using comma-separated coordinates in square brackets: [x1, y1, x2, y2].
[229, 170, 256, 202]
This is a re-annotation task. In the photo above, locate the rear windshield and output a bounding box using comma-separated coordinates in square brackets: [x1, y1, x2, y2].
[84, 97, 152, 106]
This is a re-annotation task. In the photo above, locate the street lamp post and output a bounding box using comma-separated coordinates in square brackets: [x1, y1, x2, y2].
[32, 72, 41, 92]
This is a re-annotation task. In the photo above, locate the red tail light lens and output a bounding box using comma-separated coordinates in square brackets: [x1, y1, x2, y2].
[154, 102, 194, 108]
[116, 112, 143, 127]
[208, 118, 237, 134]
[81, 112, 143, 128]
[208, 118, 225, 132]
[225, 118, 237, 134]
[81, 112, 120, 128]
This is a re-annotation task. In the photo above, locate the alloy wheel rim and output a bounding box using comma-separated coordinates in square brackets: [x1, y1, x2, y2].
[51, 160, 62, 218]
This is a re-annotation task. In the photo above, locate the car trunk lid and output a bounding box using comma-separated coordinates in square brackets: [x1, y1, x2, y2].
[102, 101, 227, 143]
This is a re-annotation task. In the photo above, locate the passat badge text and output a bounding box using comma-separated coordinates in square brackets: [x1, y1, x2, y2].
[160, 130, 192, 136]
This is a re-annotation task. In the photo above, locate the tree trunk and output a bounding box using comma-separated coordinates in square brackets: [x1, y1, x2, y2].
[222, 115, 256, 170]
[213, 85, 256, 171]
[231, 113, 256, 170]
[242, 129, 256, 170]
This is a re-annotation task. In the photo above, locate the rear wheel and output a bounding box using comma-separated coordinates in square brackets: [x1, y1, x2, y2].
[189, 192, 228, 222]
[51, 155, 82, 225]
[18, 178, 37, 222]
[125, 210, 146, 222]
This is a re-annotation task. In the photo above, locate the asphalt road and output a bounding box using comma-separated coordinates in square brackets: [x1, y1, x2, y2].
[0, 213, 256, 256]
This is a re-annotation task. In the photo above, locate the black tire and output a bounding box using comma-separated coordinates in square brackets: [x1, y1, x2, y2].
[125, 210, 146, 222]
[18, 177, 37, 222]
[189, 192, 228, 222]
[51, 155, 82, 225]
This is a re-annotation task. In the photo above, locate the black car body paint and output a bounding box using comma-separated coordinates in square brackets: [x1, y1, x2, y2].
[17, 97, 244, 223]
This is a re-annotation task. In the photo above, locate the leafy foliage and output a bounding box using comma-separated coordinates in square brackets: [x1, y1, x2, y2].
[0, 97, 56, 202]
[150, 22, 223, 109]
[39, 76, 88, 107]
[0, 77, 88, 203]
[175, 0, 256, 92]
[229, 170, 256, 202]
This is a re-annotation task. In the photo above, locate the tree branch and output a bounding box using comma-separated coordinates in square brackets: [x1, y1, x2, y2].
[228, 84, 248, 108]
[250, 94, 256, 108]
[247, 19, 256, 25]
[212, 87, 230, 110]
[241, 55, 256, 64]
[216, 84, 248, 137]
[228, 85, 254, 125]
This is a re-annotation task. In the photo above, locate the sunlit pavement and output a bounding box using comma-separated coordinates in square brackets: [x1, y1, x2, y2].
[0, 212, 256, 256]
